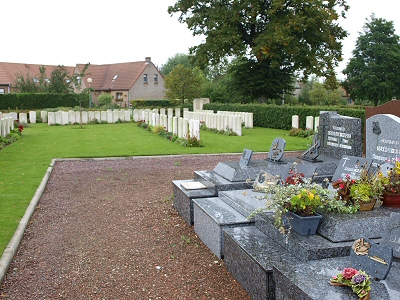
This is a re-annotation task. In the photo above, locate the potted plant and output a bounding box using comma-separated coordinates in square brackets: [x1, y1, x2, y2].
[332, 174, 357, 205]
[349, 168, 383, 211]
[381, 160, 400, 207]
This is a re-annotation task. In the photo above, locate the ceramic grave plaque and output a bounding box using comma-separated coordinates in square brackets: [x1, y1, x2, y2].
[350, 237, 392, 280]
[366, 114, 400, 163]
[268, 137, 286, 162]
[380, 212, 400, 258]
[253, 170, 278, 191]
[331, 155, 372, 182]
[239, 148, 253, 166]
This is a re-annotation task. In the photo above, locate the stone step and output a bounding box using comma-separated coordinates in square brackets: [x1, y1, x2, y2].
[223, 226, 299, 300]
[218, 189, 271, 218]
[172, 179, 215, 225]
[193, 197, 252, 259]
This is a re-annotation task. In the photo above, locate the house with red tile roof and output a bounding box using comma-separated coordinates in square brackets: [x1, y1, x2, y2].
[0, 57, 165, 107]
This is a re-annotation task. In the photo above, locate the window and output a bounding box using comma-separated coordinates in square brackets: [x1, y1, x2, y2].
[0, 88, 4, 94]
[113, 74, 118, 81]
[116, 92, 123, 100]
[154, 74, 158, 84]
[33, 78, 39, 83]
[143, 74, 148, 83]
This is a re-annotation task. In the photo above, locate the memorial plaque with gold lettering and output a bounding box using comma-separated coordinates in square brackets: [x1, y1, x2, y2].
[381, 212, 400, 259]
[350, 237, 392, 280]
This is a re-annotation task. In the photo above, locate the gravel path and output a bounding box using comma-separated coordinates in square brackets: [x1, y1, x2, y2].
[0, 154, 274, 299]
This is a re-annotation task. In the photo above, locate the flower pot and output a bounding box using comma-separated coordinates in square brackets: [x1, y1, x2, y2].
[382, 194, 400, 208]
[358, 198, 376, 211]
[283, 211, 322, 236]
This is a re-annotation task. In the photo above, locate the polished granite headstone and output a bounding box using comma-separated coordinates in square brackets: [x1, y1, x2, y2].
[318, 111, 363, 159]
[267, 137, 286, 162]
[366, 114, 400, 163]
[350, 237, 393, 280]
[331, 155, 372, 182]
[380, 212, 400, 258]
[300, 134, 322, 162]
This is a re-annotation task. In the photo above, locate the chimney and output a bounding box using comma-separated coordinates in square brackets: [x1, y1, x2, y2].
[145, 57, 151, 64]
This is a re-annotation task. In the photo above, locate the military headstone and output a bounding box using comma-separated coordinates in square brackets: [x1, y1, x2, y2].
[318, 111, 362, 159]
[239, 148, 253, 166]
[350, 237, 392, 280]
[366, 114, 400, 164]
[331, 155, 372, 182]
[380, 212, 400, 258]
[267, 137, 286, 162]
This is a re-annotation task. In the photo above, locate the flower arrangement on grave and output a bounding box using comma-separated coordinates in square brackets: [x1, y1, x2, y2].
[381, 160, 400, 195]
[330, 268, 371, 300]
[349, 168, 384, 209]
[332, 174, 356, 205]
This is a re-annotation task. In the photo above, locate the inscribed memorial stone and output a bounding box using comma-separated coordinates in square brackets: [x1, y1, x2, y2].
[331, 155, 372, 182]
[318, 111, 362, 159]
[380, 212, 400, 258]
[268, 137, 286, 162]
[366, 114, 400, 163]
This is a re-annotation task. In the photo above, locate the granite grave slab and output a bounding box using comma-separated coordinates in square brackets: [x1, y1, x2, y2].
[331, 155, 372, 182]
[381, 212, 400, 258]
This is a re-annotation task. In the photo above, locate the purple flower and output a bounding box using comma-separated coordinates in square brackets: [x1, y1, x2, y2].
[352, 273, 366, 284]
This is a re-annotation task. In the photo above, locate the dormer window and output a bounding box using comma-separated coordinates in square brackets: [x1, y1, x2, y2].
[154, 74, 158, 84]
[144, 74, 148, 84]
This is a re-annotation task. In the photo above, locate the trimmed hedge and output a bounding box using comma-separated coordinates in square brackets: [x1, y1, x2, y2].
[0, 93, 80, 110]
[203, 103, 365, 130]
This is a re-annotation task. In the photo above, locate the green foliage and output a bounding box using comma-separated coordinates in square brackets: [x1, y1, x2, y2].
[97, 92, 114, 106]
[0, 93, 80, 110]
[161, 53, 195, 75]
[164, 64, 203, 105]
[343, 15, 400, 106]
[168, 0, 348, 82]
[288, 128, 315, 138]
[309, 82, 345, 105]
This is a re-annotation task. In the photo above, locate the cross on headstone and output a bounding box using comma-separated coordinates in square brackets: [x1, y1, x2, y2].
[331, 156, 372, 182]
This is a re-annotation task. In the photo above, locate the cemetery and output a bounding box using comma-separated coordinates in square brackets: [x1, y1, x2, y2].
[172, 107, 400, 299]
[2, 102, 400, 299]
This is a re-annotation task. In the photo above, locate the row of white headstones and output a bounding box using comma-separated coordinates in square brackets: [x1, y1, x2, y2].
[0, 109, 254, 140]
[292, 115, 320, 132]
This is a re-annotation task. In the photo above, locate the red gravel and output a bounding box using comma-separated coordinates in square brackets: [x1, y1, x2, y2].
[0, 154, 269, 300]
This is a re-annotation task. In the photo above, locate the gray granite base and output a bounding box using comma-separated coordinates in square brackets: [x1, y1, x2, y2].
[172, 180, 215, 225]
[223, 226, 299, 300]
[194, 170, 253, 192]
[213, 160, 272, 182]
[193, 197, 252, 259]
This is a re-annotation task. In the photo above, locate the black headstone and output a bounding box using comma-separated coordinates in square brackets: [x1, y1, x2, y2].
[350, 237, 393, 280]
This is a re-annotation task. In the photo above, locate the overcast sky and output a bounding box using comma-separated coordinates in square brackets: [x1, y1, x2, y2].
[1, 0, 399, 78]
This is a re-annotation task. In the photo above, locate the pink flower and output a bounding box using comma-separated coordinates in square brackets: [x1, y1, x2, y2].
[342, 268, 358, 279]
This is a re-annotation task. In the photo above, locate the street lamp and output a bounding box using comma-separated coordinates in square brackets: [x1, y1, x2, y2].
[87, 77, 93, 108]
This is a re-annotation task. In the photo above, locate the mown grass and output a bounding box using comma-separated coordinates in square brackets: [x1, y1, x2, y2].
[0, 122, 310, 256]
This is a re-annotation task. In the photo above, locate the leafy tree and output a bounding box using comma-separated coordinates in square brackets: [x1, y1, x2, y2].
[161, 53, 195, 75]
[15, 72, 41, 93]
[168, 0, 348, 83]
[343, 15, 400, 106]
[47, 66, 74, 93]
[164, 64, 202, 106]
[309, 82, 344, 105]
[97, 92, 113, 106]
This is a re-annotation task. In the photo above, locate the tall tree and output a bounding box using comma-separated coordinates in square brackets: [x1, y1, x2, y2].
[47, 65, 74, 93]
[161, 53, 194, 75]
[343, 15, 400, 106]
[168, 0, 348, 83]
[164, 64, 202, 106]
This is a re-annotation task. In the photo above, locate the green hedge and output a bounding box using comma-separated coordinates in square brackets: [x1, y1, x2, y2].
[203, 103, 365, 130]
[0, 93, 80, 110]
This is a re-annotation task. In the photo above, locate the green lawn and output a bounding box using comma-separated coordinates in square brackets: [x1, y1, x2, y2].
[0, 122, 309, 256]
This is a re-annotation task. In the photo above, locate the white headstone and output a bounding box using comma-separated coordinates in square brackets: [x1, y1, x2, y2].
[41, 111, 48, 123]
[178, 117, 184, 138]
[173, 117, 178, 135]
[124, 110, 131, 122]
[292, 115, 299, 129]
[61, 111, 69, 125]
[29, 111, 36, 124]
[9, 112, 18, 121]
[55, 112, 62, 124]
[107, 111, 113, 123]
[95, 111, 101, 123]
[101, 111, 107, 123]
[81, 111, 88, 124]
[167, 116, 173, 133]
[168, 108, 173, 117]
[47, 112, 55, 125]
[88, 111, 95, 122]
[75, 111, 81, 124]
[306, 116, 314, 130]
[160, 108, 166, 116]
[19, 113, 28, 124]
[112, 110, 119, 123]
[69, 111, 76, 124]
[175, 108, 181, 118]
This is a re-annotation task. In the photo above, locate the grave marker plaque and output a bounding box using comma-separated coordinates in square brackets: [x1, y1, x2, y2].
[331, 155, 372, 182]
[301, 134, 321, 161]
[350, 237, 392, 280]
[267, 137, 286, 162]
[253, 170, 278, 191]
[239, 148, 253, 166]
